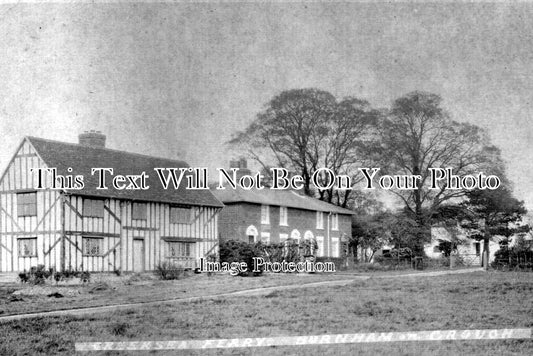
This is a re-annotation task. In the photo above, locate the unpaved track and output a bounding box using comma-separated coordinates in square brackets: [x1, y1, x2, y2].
[0, 268, 483, 322]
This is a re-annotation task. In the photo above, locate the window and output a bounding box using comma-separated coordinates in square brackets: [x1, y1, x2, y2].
[331, 237, 340, 258]
[290, 229, 301, 242]
[83, 237, 103, 256]
[170, 207, 192, 224]
[83, 199, 104, 218]
[279, 233, 288, 243]
[17, 192, 37, 217]
[248, 235, 255, 244]
[279, 206, 288, 226]
[132, 203, 147, 220]
[331, 213, 339, 231]
[168, 242, 193, 257]
[316, 236, 324, 257]
[18, 238, 37, 257]
[260, 232, 270, 244]
[316, 211, 324, 229]
[261, 205, 270, 224]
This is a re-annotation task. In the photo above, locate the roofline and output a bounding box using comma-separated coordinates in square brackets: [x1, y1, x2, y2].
[0, 137, 49, 186]
[220, 199, 354, 215]
[26, 136, 190, 167]
[21, 136, 224, 208]
[63, 191, 225, 208]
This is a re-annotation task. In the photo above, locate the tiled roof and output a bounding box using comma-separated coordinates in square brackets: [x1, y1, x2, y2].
[27, 137, 223, 208]
[213, 186, 354, 215]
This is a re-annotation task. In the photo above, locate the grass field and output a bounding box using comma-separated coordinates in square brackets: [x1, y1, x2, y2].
[0, 271, 532, 355]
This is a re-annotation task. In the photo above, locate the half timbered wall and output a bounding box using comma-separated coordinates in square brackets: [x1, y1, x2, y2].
[0, 138, 219, 273]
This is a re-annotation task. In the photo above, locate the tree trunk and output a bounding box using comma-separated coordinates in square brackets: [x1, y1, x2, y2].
[483, 226, 490, 271]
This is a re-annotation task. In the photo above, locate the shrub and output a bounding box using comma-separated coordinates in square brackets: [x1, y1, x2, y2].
[155, 261, 185, 280]
[492, 246, 533, 270]
[24, 265, 52, 285]
[79, 271, 91, 283]
[18, 272, 29, 284]
[258, 240, 300, 265]
[110, 322, 130, 336]
[219, 239, 264, 276]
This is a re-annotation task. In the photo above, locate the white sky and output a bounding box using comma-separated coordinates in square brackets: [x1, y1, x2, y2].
[0, 3, 532, 210]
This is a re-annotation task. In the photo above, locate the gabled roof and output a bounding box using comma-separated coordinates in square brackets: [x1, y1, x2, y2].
[213, 187, 354, 215]
[25, 137, 223, 208]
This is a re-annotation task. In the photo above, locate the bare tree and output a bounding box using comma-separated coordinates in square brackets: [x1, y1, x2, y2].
[229, 88, 379, 207]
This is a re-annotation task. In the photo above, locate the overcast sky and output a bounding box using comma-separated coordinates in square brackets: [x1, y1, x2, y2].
[1, 2, 532, 210]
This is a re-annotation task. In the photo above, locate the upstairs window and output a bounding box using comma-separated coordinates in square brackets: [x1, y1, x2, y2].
[18, 238, 37, 257]
[17, 192, 37, 217]
[83, 199, 104, 218]
[279, 206, 288, 226]
[132, 203, 147, 220]
[332, 213, 339, 231]
[261, 205, 270, 224]
[316, 211, 324, 229]
[170, 207, 192, 224]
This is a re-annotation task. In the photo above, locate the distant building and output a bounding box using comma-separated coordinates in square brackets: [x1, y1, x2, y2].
[424, 225, 498, 266]
[0, 133, 223, 273]
[213, 160, 353, 258]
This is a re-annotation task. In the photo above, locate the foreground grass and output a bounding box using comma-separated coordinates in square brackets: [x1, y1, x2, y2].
[0, 271, 532, 355]
[0, 271, 352, 316]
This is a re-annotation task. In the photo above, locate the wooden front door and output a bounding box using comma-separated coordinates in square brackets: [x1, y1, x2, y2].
[133, 239, 144, 272]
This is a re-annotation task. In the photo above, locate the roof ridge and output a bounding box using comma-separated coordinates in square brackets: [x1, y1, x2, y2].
[26, 136, 189, 165]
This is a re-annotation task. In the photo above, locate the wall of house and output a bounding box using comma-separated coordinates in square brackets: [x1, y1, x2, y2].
[0, 139, 63, 272]
[0, 138, 220, 273]
[218, 202, 351, 258]
[424, 229, 500, 266]
[63, 197, 219, 272]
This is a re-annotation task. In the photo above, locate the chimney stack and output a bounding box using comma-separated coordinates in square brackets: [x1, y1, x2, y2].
[229, 158, 251, 178]
[79, 130, 106, 148]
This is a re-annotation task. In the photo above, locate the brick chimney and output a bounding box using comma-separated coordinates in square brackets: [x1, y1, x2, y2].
[229, 158, 251, 178]
[79, 130, 106, 148]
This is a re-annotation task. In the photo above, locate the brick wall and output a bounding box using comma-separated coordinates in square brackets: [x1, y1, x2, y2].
[218, 202, 352, 258]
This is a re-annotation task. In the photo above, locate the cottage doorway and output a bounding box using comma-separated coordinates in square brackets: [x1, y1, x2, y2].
[133, 238, 144, 272]
[245, 225, 258, 243]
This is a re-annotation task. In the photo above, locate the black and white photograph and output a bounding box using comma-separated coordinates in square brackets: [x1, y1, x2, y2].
[0, 1, 532, 355]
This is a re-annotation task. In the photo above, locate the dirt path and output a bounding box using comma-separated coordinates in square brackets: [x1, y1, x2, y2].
[0, 268, 483, 322]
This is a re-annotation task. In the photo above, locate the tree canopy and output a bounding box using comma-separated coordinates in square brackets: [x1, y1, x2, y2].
[228, 88, 380, 207]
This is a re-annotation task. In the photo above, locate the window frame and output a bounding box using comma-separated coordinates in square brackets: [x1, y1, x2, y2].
[132, 202, 147, 220]
[261, 205, 270, 225]
[316, 236, 324, 257]
[17, 237, 37, 257]
[260, 232, 270, 244]
[331, 237, 340, 258]
[17, 192, 37, 217]
[167, 241, 194, 258]
[169, 206, 193, 224]
[83, 198, 105, 218]
[82, 236, 104, 257]
[279, 206, 288, 226]
[331, 213, 339, 231]
[316, 211, 324, 229]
